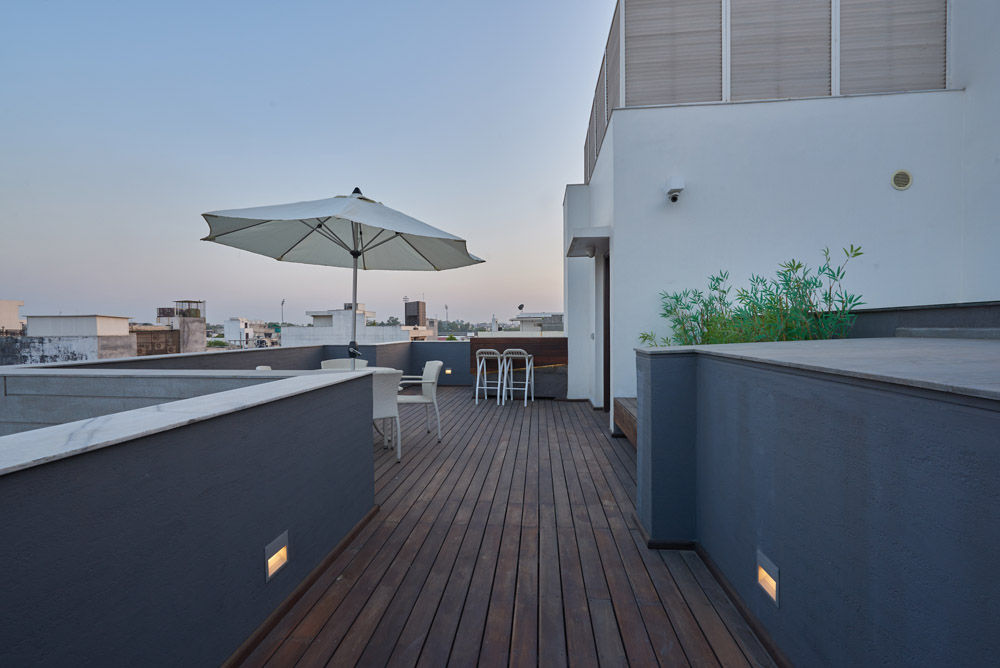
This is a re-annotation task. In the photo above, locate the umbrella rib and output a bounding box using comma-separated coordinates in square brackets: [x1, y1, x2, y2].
[361, 232, 400, 254]
[303, 220, 352, 253]
[361, 229, 387, 252]
[399, 234, 442, 270]
[276, 225, 319, 261]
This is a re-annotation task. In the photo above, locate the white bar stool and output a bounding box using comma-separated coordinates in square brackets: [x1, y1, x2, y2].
[501, 348, 534, 406]
[474, 348, 503, 405]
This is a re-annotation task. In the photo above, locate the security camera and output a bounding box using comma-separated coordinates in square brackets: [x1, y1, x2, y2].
[665, 177, 685, 203]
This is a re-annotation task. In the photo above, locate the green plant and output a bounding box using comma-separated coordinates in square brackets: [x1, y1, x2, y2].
[446, 334, 457, 341]
[641, 245, 864, 346]
[207, 339, 228, 348]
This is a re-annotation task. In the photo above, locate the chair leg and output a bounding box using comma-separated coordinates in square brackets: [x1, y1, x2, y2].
[434, 400, 441, 441]
[383, 418, 389, 448]
[395, 416, 401, 462]
[425, 404, 430, 432]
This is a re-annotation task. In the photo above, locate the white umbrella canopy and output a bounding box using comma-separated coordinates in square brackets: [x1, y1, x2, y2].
[201, 188, 484, 367]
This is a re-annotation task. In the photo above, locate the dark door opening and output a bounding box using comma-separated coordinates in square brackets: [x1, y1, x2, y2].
[602, 253, 611, 412]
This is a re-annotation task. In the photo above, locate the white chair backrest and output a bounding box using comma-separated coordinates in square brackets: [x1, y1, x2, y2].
[372, 369, 403, 420]
[502, 348, 530, 359]
[255, 365, 272, 371]
[476, 348, 501, 360]
[321, 358, 368, 370]
[420, 360, 444, 400]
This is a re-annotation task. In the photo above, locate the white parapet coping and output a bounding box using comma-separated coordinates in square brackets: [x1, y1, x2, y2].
[0, 371, 371, 477]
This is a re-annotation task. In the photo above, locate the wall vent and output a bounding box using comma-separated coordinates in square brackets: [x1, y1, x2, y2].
[891, 170, 913, 190]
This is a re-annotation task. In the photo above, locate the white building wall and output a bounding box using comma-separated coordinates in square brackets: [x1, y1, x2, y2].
[27, 316, 129, 338]
[566, 1, 1000, 406]
[280, 325, 408, 347]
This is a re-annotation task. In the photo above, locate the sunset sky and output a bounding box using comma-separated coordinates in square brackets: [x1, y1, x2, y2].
[0, 0, 613, 324]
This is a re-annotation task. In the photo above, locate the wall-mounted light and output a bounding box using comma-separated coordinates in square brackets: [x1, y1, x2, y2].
[757, 550, 779, 605]
[444, 368, 452, 375]
[265, 531, 289, 581]
[665, 176, 686, 203]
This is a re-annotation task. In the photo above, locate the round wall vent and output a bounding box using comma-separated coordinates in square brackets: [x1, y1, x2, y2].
[891, 170, 912, 191]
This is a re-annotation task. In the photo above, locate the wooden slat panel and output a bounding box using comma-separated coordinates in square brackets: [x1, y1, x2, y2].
[841, 0, 946, 94]
[614, 396, 638, 448]
[468, 337, 567, 372]
[595, 56, 608, 147]
[625, 0, 722, 106]
[606, 2, 622, 116]
[731, 0, 831, 101]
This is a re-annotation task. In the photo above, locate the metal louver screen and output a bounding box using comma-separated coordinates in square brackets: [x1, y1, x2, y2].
[625, 0, 722, 106]
[606, 2, 622, 117]
[841, 0, 946, 95]
[596, 58, 608, 146]
[731, 0, 831, 101]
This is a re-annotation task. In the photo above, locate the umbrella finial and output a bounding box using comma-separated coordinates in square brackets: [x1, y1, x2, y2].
[352, 186, 363, 196]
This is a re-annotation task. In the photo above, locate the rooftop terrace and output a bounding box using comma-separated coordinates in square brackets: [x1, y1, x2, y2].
[237, 387, 776, 667]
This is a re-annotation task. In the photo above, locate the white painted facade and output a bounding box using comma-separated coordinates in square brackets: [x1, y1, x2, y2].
[564, 1, 1000, 409]
[26, 315, 131, 338]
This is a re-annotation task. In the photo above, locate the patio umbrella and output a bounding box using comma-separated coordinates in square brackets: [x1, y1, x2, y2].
[201, 188, 484, 368]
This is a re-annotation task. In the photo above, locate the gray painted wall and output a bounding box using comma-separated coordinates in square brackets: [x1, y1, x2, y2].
[0, 376, 374, 667]
[850, 300, 1000, 338]
[411, 341, 472, 386]
[637, 350, 1000, 666]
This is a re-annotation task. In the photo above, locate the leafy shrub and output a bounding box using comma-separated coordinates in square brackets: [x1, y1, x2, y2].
[207, 339, 228, 348]
[640, 245, 864, 346]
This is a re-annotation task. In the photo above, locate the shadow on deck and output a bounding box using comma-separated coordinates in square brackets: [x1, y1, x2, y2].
[237, 387, 776, 667]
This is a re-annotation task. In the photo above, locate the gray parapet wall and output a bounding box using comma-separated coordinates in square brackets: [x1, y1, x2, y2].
[0, 373, 375, 667]
[637, 338, 1000, 667]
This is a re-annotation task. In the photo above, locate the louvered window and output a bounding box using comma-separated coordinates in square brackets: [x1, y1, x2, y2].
[841, 0, 946, 94]
[625, 0, 722, 106]
[731, 0, 831, 100]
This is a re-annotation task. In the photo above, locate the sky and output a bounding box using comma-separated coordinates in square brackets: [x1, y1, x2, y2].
[0, 0, 613, 325]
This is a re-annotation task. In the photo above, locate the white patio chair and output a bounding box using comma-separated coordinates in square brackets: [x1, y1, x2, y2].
[501, 348, 534, 406]
[372, 369, 404, 461]
[474, 348, 502, 405]
[398, 360, 443, 442]
[321, 358, 368, 370]
[255, 365, 272, 371]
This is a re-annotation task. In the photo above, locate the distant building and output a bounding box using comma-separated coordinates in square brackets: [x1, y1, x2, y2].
[281, 304, 408, 347]
[0, 314, 137, 365]
[513, 312, 564, 334]
[0, 300, 25, 333]
[404, 300, 426, 327]
[139, 300, 207, 355]
[224, 317, 278, 349]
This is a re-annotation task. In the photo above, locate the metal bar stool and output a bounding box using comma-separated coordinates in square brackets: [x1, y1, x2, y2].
[474, 348, 503, 405]
[501, 348, 534, 406]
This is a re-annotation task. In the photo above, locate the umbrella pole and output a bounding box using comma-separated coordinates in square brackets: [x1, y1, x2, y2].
[350, 250, 360, 371]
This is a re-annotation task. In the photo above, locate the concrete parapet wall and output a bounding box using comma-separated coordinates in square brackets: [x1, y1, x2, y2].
[636, 340, 1000, 666]
[0, 374, 374, 666]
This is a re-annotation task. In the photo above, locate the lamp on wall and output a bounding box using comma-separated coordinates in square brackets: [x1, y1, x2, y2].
[665, 176, 686, 203]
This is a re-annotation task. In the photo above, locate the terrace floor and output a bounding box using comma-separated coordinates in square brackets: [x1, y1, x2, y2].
[239, 387, 776, 667]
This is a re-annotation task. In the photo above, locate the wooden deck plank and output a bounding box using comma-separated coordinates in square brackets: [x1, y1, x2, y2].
[663, 551, 751, 668]
[233, 389, 774, 668]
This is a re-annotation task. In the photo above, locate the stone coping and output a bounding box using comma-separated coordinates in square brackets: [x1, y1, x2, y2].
[0, 371, 371, 477]
[637, 338, 1000, 402]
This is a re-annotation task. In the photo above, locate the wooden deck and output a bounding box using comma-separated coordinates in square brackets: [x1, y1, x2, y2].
[239, 387, 776, 667]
